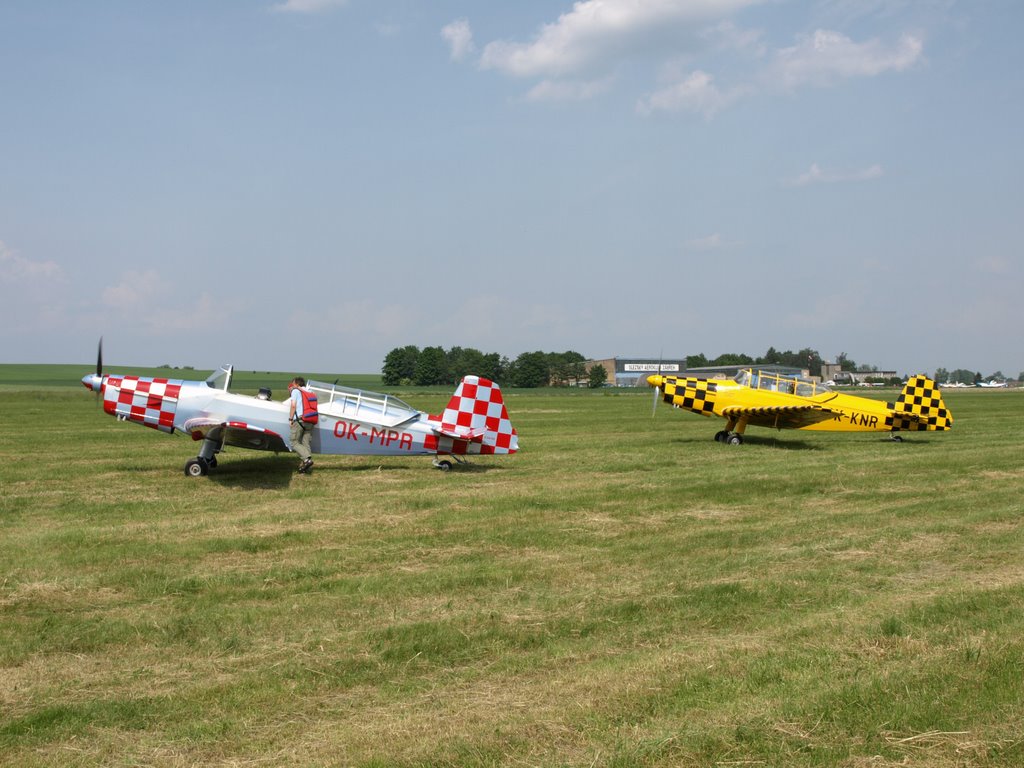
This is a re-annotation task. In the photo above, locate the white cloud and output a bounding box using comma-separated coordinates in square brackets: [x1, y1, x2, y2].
[441, 18, 475, 62]
[771, 30, 923, 90]
[100, 271, 241, 334]
[785, 162, 884, 187]
[271, 0, 347, 14]
[525, 77, 613, 103]
[468, 3, 924, 113]
[701, 20, 766, 55]
[101, 270, 162, 309]
[479, 0, 758, 79]
[637, 69, 741, 118]
[685, 234, 725, 251]
[0, 241, 65, 283]
[145, 294, 229, 334]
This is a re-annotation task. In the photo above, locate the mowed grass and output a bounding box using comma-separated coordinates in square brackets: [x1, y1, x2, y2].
[1, 374, 1023, 767]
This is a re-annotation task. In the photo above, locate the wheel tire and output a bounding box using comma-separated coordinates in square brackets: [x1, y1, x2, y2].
[436, 460, 453, 472]
[185, 458, 208, 477]
[891, 434, 903, 443]
[714, 430, 728, 443]
[207, 456, 218, 469]
[727, 434, 743, 446]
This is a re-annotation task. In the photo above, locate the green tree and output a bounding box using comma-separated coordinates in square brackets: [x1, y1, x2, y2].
[447, 346, 485, 384]
[547, 350, 587, 386]
[588, 364, 608, 389]
[508, 351, 550, 388]
[934, 367, 949, 384]
[382, 345, 419, 385]
[484, 353, 507, 382]
[711, 352, 754, 366]
[413, 346, 448, 386]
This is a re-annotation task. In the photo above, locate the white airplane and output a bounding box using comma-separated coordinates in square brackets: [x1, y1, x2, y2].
[977, 380, 1008, 388]
[81, 343, 518, 476]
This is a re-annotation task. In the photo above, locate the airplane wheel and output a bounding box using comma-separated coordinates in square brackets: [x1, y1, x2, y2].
[890, 434, 903, 443]
[208, 456, 218, 469]
[436, 460, 453, 472]
[185, 458, 209, 477]
[727, 434, 743, 446]
[714, 430, 728, 443]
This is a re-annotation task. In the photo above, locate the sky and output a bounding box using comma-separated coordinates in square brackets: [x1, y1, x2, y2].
[1, 0, 1022, 377]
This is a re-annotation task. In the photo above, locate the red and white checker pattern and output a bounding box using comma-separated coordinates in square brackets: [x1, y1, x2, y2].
[103, 376, 182, 433]
[430, 376, 518, 455]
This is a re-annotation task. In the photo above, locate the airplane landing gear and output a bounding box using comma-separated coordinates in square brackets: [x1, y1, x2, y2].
[184, 457, 210, 477]
[889, 433, 904, 443]
[433, 456, 469, 471]
[714, 430, 743, 445]
[185, 436, 222, 477]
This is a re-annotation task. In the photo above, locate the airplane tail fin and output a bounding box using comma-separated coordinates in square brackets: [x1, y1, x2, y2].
[890, 375, 953, 431]
[434, 376, 518, 454]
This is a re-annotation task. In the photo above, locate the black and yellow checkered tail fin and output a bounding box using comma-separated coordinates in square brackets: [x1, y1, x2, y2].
[889, 375, 953, 431]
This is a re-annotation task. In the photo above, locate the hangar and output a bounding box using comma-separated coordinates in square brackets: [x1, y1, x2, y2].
[585, 357, 807, 387]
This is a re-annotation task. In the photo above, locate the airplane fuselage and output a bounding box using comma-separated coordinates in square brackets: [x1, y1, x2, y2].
[649, 369, 951, 442]
[82, 368, 518, 473]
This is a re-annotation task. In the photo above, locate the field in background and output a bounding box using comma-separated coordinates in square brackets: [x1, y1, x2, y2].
[2, 369, 1022, 767]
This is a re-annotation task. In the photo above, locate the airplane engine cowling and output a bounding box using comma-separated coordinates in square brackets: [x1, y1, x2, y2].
[103, 375, 183, 433]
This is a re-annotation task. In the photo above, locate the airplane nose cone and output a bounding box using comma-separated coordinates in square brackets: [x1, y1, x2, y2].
[81, 373, 102, 392]
[647, 374, 664, 388]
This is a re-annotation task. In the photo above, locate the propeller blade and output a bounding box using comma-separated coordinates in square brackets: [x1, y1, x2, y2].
[651, 350, 663, 417]
[97, 336, 103, 378]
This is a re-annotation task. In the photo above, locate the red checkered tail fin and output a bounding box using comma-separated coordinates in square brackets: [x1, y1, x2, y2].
[437, 376, 519, 454]
[891, 375, 953, 431]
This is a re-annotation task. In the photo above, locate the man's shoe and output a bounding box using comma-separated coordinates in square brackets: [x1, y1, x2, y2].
[301, 458, 314, 472]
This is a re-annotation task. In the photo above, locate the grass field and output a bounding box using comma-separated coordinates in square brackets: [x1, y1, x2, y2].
[2, 366, 1023, 767]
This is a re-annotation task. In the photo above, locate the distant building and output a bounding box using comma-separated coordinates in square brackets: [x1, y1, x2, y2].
[584, 358, 807, 387]
[584, 357, 687, 387]
[685, 363, 807, 380]
[820, 362, 898, 384]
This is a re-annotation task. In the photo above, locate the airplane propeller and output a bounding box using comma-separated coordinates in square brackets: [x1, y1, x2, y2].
[651, 351, 663, 417]
[81, 337, 105, 401]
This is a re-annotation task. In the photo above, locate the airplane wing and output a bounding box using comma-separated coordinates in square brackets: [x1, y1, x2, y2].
[183, 418, 288, 453]
[721, 404, 839, 430]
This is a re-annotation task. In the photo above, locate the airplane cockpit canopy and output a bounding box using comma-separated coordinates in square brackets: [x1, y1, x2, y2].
[734, 369, 831, 397]
[307, 379, 419, 428]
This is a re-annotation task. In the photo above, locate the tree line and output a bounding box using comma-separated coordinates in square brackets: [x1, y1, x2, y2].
[934, 368, 1017, 385]
[687, 347, 842, 378]
[383, 345, 1018, 388]
[382, 346, 598, 388]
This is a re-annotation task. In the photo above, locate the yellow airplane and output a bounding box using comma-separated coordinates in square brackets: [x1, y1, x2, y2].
[647, 368, 952, 444]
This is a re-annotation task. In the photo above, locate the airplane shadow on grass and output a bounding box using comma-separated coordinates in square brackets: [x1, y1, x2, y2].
[205, 454, 503, 488]
[668, 435, 824, 451]
[668, 434, 935, 451]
